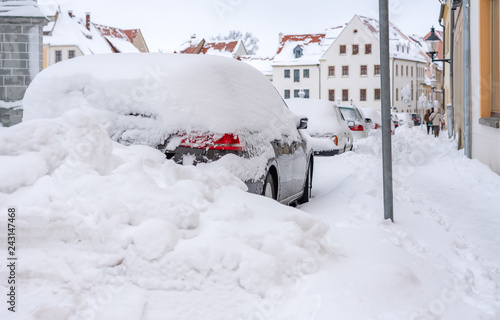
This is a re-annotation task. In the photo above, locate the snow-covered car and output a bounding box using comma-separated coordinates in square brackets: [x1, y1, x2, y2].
[23, 54, 314, 205]
[393, 112, 414, 128]
[359, 107, 381, 130]
[338, 104, 369, 140]
[361, 107, 395, 135]
[286, 99, 353, 156]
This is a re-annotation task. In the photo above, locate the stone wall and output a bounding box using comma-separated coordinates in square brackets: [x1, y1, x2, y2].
[0, 13, 47, 126]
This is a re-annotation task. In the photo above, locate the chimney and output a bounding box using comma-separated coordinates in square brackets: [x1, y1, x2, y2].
[68, 10, 73, 18]
[279, 32, 284, 43]
[85, 12, 91, 31]
[191, 34, 196, 39]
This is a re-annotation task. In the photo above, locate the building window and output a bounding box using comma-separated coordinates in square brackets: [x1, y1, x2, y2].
[55, 50, 62, 63]
[303, 69, 309, 78]
[68, 50, 75, 59]
[352, 44, 359, 55]
[342, 89, 349, 101]
[294, 89, 300, 98]
[328, 66, 335, 77]
[360, 65, 367, 76]
[396, 64, 398, 76]
[479, 0, 500, 117]
[401, 65, 403, 76]
[329, 89, 335, 101]
[340, 45, 346, 54]
[374, 64, 380, 76]
[396, 88, 399, 101]
[374, 88, 381, 101]
[284, 69, 290, 78]
[342, 66, 349, 77]
[360, 89, 367, 101]
[365, 44, 372, 54]
[293, 45, 303, 58]
[411, 66, 414, 77]
[304, 89, 310, 99]
[284, 90, 290, 99]
[406, 66, 409, 77]
[294, 69, 300, 82]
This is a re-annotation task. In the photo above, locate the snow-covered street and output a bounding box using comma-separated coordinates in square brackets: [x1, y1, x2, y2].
[0, 116, 499, 319]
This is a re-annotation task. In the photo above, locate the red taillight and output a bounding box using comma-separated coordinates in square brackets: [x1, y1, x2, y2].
[179, 133, 243, 151]
[332, 135, 338, 146]
[210, 133, 243, 151]
[349, 124, 364, 131]
[374, 123, 379, 129]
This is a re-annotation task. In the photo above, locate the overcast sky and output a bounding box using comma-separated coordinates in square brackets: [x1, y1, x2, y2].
[39, 0, 443, 55]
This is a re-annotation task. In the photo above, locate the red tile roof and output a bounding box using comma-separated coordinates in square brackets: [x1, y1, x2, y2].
[276, 34, 325, 54]
[93, 23, 139, 43]
[200, 40, 239, 54]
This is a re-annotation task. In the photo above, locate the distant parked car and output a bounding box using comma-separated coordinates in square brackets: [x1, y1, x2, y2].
[338, 104, 368, 140]
[411, 113, 422, 126]
[393, 112, 414, 128]
[359, 107, 381, 130]
[23, 53, 314, 205]
[286, 99, 353, 156]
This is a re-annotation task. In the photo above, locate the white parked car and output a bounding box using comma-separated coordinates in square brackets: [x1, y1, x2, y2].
[393, 112, 414, 128]
[359, 107, 381, 130]
[286, 99, 353, 156]
[338, 104, 369, 140]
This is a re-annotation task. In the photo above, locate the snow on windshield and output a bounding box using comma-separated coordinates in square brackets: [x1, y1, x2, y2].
[286, 98, 348, 136]
[23, 53, 300, 148]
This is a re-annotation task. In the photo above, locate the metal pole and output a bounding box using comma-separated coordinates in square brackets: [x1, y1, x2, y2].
[379, 0, 394, 222]
[463, 0, 471, 158]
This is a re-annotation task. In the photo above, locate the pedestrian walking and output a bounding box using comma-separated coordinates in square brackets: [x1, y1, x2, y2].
[430, 108, 441, 137]
[424, 109, 431, 135]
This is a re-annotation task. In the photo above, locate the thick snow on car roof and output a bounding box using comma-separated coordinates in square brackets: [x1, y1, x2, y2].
[23, 53, 299, 147]
[286, 98, 346, 136]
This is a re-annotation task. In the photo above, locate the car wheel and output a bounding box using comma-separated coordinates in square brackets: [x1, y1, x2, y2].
[298, 163, 312, 204]
[350, 144, 353, 151]
[343, 145, 346, 153]
[262, 171, 276, 200]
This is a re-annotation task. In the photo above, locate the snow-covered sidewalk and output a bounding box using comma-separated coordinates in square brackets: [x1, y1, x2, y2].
[0, 116, 499, 320]
[291, 126, 500, 319]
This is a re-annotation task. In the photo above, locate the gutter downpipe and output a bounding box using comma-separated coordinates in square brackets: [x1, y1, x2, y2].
[318, 64, 321, 99]
[450, 3, 456, 138]
[439, 13, 446, 116]
[463, 0, 472, 158]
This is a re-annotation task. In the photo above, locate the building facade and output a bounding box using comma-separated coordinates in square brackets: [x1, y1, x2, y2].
[440, 0, 500, 174]
[272, 16, 430, 113]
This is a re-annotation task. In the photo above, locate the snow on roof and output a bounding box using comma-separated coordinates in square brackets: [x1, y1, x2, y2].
[23, 53, 300, 151]
[273, 34, 326, 66]
[0, 0, 47, 18]
[239, 55, 274, 76]
[356, 15, 427, 63]
[44, 11, 140, 55]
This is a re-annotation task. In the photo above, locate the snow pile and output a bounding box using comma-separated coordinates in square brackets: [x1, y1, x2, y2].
[23, 53, 300, 148]
[0, 111, 331, 319]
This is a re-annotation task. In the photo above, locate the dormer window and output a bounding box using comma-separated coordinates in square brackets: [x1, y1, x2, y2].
[293, 45, 303, 58]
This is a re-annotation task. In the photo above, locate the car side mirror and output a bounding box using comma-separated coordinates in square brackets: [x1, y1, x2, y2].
[365, 118, 372, 124]
[347, 120, 355, 127]
[297, 118, 308, 129]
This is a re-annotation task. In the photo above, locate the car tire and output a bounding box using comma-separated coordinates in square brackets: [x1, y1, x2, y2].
[262, 171, 276, 200]
[350, 144, 353, 151]
[298, 163, 312, 204]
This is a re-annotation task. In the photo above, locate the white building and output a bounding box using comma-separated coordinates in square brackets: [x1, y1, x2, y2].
[43, 10, 149, 68]
[273, 15, 432, 113]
